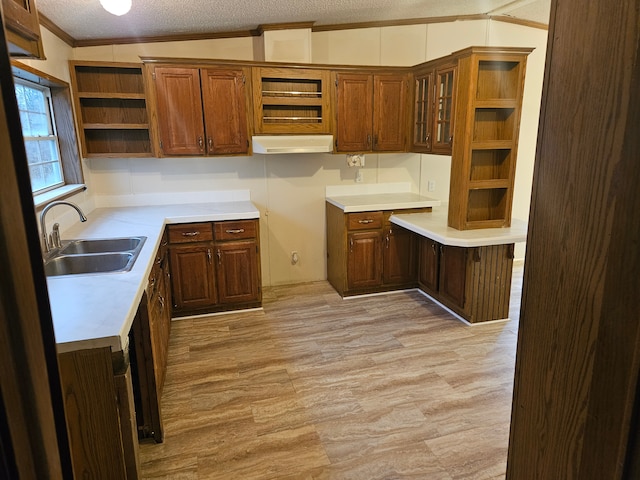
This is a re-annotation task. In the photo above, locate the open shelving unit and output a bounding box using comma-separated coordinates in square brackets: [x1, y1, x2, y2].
[69, 61, 153, 158]
[448, 48, 533, 230]
[252, 67, 331, 134]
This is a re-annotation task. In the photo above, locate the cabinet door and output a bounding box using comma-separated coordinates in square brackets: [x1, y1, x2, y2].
[335, 73, 373, 152]
[383, 226, 416, 285]
[201, 68, 249, 155]
[413, 71, 433, 152]
[347, 231, 383, 289]
[2, 0, 43, 57]
[169, 244, 217, 310]
[439, 245, 467, 309]
[373, 74, 408, 151]
[154, 67, 205, 155]
[432, 65, 456, 154]
[215, 240, 260, 304]
[418, 237, 439, 293]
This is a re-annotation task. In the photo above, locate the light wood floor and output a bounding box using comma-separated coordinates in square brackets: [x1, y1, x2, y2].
[140, 264, 523, 479]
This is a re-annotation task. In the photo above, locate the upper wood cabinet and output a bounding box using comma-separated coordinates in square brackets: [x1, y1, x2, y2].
[69, 61, 153, 158]
[334, 72, 409, 153]
[2, 0, 45, 58]
[411, 61, 457, 155]
[252, 67, 332, 134]
[447, 47, 532, 230]
[150, 65, 250, 156]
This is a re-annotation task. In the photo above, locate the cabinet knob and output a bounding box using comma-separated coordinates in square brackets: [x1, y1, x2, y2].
[217, 248, 222, 265]
[197, 136, 204, 151]
[208, 137, 213, 151]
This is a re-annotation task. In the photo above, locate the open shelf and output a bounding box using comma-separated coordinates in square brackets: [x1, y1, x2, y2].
[476, 60, 521, 100]
[469, 148, 512, 181]
[253, 67, 331, 134]
[466, 188, 508, 223]
[473, 108, 516, 142]
[70, 61, 153, 157]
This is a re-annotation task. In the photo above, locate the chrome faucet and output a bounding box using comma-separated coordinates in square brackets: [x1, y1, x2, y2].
[40, 201, 87, 253]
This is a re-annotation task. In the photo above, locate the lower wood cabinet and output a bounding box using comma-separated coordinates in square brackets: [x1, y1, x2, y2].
[168, 219, 261, 316]
[327, 202, 425, 296]
[418, 237, 515, 323]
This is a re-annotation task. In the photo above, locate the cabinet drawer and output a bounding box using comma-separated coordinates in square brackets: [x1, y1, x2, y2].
[168, 223, 213, 243]
[214, 220, 257, 241]
[347, 211, 383, 230]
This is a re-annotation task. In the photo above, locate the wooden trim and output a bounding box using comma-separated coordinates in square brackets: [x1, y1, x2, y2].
[255, 21, 315, 35]
[38, 12, 75, 46]
[37, 12, 548, 48]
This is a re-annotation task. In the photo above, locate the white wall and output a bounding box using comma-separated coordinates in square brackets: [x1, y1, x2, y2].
[22, 19, 548, 286]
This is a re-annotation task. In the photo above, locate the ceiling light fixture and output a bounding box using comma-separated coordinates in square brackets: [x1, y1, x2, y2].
[99, 0, 132, 16]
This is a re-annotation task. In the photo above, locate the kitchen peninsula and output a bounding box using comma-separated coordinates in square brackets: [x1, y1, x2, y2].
[326, 183, 526, 324]
[48, 191, 260, 478]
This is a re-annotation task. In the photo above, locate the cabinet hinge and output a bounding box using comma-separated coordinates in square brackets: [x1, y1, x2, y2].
[335, 78, 338, 87]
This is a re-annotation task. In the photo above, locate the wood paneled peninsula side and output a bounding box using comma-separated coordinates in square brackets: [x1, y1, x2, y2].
[48, 192, 260, 478]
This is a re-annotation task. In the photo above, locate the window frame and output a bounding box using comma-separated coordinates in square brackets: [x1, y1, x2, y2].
[11, 61, 84, 204]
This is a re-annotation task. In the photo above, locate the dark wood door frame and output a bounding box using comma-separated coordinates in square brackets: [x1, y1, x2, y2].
[0, 19, 73, 479]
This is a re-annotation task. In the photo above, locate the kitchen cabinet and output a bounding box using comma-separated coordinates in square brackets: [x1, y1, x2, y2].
[130, 230, 171, 443]
[2, 0, 45, 58]
[58, 347, 140, 478]
[168, 219, 261, 316]
[334, 72, 409, 153]
[326, 203, 424, 296]
[252, 66, 331, 134]
[151, 65, 250, 156]
[411, 60, 456, 155]
[447, 47, 532, 230]
[69, 61, 153, 157]
[417, 237, 515, 323]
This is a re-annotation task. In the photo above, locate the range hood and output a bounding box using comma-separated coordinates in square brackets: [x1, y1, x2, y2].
[252, 135, 334, 154]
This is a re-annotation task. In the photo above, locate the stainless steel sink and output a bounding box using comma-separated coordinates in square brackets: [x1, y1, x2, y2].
[44, 252, 135, 276]
[60, 236, 145, 255]
[44, 236, 147, 276]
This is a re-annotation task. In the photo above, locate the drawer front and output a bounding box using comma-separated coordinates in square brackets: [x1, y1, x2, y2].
[168, 223, 213, 244]
[214, 220, 257, 241]
[347, 211, 383, 231]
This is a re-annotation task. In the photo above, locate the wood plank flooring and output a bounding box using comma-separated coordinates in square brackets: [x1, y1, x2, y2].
[140, 264, 523, 479]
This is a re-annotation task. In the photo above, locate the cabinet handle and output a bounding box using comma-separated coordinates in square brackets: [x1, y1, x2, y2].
[207, 248, 212, 263]
[373, 135, 378, 147]
[197, 136, 204, 151]
[448, 135, 453, 145]
[217, 248, 222, 265]
[349, 237, 354, 252]
[225, 228, 245, 234]
[431, 242, 436, 255]
[385, 235, 390, 248]
[158, 294, 165, 310]
[208, 137, 213, 151]
[358, 219, 374, 224]
[367, 134, 372, 148]
[182, 231, 200, 237]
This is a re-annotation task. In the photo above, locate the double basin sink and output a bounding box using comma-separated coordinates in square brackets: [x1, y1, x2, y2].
[44, 236, 147, 277]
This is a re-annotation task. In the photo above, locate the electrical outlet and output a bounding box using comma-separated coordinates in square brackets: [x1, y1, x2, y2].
[356, 169, 364, 183]
[291, 251, 299, 265]
[428, 180, 436, 192]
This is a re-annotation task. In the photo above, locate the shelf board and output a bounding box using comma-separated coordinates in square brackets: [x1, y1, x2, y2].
[468, 179, 511, 190]
[83, 123, 150, 130]
[85, 151, 153, 158]
[78, 92, 146, 100]
[471, 140, 514, 149]
[474, 99, 518, 108]
[260, 96, 325, 106]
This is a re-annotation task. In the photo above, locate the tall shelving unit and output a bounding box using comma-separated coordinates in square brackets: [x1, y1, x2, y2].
[448, 47, 533, 230]
[69, 61, 153, 158]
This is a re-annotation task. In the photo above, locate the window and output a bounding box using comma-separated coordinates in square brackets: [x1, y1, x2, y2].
[14, 78, 64, 194]
[11, 62, 84, 204]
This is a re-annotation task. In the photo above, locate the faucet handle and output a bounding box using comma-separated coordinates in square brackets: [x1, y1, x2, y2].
[50, 223, 61, 249]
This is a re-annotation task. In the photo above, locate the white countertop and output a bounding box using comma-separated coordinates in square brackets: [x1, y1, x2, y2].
[391, 208, 528, 247]
[48, 200, 259, 354]
[326, 192, 441, 212]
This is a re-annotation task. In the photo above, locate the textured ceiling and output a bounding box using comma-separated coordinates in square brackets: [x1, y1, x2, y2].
[36, 0, 551, 43]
